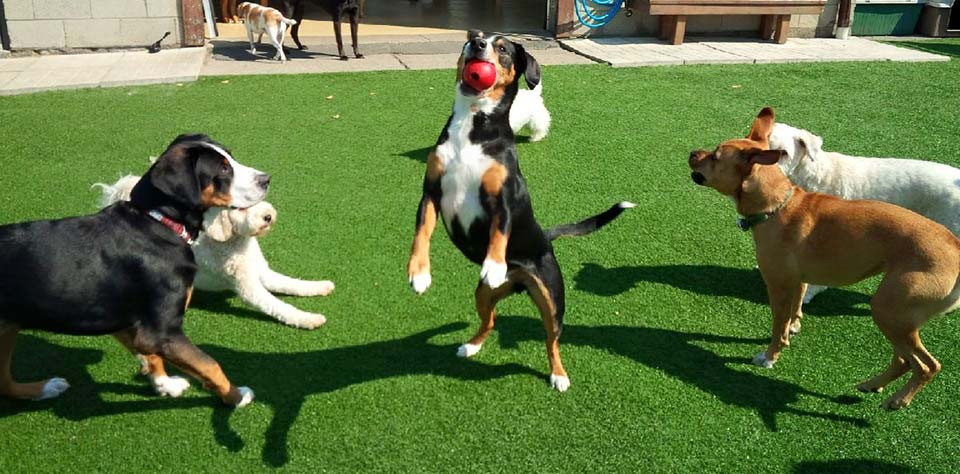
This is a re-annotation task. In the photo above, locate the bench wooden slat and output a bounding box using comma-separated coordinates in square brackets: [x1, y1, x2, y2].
[650, 5, 825, 14]
[650, 0, 824, 4]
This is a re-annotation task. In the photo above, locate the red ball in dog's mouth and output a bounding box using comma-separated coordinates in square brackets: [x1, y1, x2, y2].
[462, 60, 497, 91]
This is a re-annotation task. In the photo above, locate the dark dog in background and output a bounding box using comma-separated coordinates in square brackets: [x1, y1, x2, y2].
[282, 0, 363, 60]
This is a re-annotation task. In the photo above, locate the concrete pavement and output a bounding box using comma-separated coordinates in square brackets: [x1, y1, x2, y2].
[0, 35, 950, 96]
[560, 36, 950, 67]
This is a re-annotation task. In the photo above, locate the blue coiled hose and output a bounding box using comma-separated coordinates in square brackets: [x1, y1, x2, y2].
[574, 0, 624, 29]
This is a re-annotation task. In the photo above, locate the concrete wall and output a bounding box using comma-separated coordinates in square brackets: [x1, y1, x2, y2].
[3, 0, 183, 50]
[566, 0, 841, 38]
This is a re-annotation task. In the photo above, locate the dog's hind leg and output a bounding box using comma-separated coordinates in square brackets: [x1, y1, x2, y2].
[267, 25, 285, 61]
[333, 15, 347, 60]
[528, 106, 551, 142]
[160, 331, 254, 407]
[349, 11, 363, 58]
[260, 268, 334, 297]
[0, 323, 69, 400]
[113, 328, 190, 398]
[291, 1, 305, 49]
[518, 258, 570, 392]
[458, 278, 515, 358]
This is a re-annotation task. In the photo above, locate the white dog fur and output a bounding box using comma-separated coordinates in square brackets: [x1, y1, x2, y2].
[238, 1, 297, 62]
[509, 81, 551, 142]
[95, 175, 333, 330]
[769, 122, 960, 303]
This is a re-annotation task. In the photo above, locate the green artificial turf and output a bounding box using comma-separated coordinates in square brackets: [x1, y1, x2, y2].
[1, 39, 959, 473]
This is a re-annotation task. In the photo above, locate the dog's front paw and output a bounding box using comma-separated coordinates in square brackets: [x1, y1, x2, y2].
[789, 319, 802, 336]
[339, 55, 349, 61]
[34, 378, 70, 400]
[549, 374, 570, 392]
[752, 352, 776, 369]
[456, 343, 482, 358]
[298, 45, 308, 50]
[409, 272, 432, 294]
[308, 280, 335, 296]
[290, 312, 327, 330]
[355, 53, 364, 59]
[235, 387, 255, 408]
[480, 258, 508, 289]
[153, 375, 190, 398]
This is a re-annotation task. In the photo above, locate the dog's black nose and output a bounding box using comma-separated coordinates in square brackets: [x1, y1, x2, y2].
[470, 38, 487, 51]
[263, 214, 273, 223]
[256, 173, 271, 189]
[691, 172, 706, 186]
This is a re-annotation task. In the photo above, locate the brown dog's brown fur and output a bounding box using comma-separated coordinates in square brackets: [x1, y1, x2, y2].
[689, 107, 960, 410]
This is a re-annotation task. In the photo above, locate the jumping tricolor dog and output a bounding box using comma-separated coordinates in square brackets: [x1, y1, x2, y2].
[689, 107, 960, 410]
[238, 1, 297, 62]
[0, 134, 270, 406]
[407, 31, 633, 392]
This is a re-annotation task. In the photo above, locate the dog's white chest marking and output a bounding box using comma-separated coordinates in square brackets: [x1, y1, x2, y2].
[438, 109, 493, 235]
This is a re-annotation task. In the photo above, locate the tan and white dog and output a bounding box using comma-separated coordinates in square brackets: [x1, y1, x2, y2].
[769, 122, 960, 304]
[688, 107, 960, 410]
[238, 2, 297, 62]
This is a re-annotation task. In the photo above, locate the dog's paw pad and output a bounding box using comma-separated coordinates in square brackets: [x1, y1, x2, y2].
[410, 273, 432, 294]
[456, 343, 482, 358]
[752, 352, 776, 369]
[153, 375, 190, 398]
[35, 378, 70, 400]
[549, 374, 570, 392]
[480, 259, 508, 289]
[233, 387, 255, 408]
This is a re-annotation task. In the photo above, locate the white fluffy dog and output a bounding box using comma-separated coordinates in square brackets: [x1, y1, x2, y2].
[96, 175, 333, 330]
[769, 122, 960, 303]
[509, 81, 551, 142]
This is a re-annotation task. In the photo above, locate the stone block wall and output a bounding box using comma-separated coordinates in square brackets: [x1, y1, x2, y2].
[2, 0, 183, 50]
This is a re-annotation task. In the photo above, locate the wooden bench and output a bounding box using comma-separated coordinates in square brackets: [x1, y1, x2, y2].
[649, 0, 828, 45]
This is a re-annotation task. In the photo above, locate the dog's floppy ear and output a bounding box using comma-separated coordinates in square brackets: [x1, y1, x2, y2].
[514, 43, 541, 90]
[746, 107, 775, 145]
[795, 131, 823, 162]
[202, 208, 235, 242]
[745, 148, 787, 166]
[134, 140, 203, 210]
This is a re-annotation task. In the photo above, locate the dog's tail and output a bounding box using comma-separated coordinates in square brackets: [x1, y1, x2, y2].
[545, 201, 635, 241]
[282, 17, 297, 26]
[91, 174, 140, 209]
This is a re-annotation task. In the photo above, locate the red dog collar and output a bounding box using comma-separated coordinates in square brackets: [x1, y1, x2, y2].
[146, 209, 196, 245]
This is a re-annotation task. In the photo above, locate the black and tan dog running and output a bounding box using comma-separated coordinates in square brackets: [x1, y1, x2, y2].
[406, 31, 633, 392]
[0, 134, 269, 407]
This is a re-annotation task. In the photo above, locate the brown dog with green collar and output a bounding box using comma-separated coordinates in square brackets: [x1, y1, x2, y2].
[688, 107, 960, 410]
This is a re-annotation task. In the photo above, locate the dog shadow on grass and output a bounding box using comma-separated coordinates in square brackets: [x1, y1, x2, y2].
[792, 459, 918, 474]
[574, 263, 872, 317]
[494, 315, 869, 432]
[0, 325, 542, 468]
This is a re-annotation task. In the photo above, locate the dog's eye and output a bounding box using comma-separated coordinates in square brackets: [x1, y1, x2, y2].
[498, 45, 506, 53]
[220, 163, 230, 174]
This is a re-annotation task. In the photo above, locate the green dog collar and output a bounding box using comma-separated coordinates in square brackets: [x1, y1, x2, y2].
[736, 187, 794, 232]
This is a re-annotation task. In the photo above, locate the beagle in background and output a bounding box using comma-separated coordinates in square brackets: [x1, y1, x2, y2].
[407, 31, 633, 392]
[238, 1, 297, 62]
[689, 108, 960, 410]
